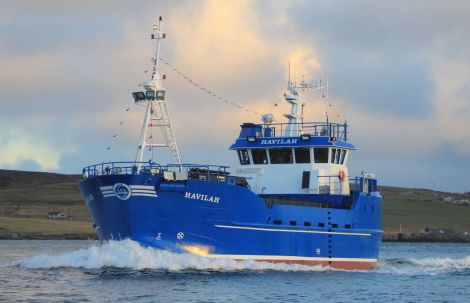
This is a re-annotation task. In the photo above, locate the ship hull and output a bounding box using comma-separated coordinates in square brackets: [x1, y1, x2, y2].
[80, 174, 382, 270]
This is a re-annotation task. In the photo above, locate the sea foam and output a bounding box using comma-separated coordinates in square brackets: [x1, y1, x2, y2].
[12, 240, 470, 275]
[374, 255, 470, 275]
[12, 239, 327, 272]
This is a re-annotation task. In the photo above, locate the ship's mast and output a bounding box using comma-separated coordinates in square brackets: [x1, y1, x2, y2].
[132, 17, 182, 169]
[282, 64, 324, 136]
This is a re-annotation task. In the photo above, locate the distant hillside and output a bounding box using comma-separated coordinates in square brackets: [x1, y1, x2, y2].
[0, 169, 469, 239]
[379, 185, 470, 233]
[0, 169, 81, 188]
[0, 169, 92, 238]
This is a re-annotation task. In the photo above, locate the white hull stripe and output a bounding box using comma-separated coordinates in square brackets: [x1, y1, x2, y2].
[102, 193, 157, 198]
[101, 189, 156, 194]
[132, 189, 157, 194]
[100, 184, 156, 199]
[206, 254, 377, 263]
[132, 193, 158, 197]
[214, 225, 371, 236]
[100, 185, 155, 190]
[130, 185, 155, 190]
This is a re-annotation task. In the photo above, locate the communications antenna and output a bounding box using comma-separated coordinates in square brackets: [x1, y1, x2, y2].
[282, 64, 325, 136]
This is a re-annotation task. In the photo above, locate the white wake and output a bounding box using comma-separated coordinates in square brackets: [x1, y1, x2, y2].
[12, 240, 470, 275]
[374, 255, 470, 275]
[12, 239, 328, 272]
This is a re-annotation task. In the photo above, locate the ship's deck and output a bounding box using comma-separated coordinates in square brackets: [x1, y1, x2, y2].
[82, 161, 378, 204]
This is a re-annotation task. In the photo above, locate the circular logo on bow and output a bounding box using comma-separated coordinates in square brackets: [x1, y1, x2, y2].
[113, 183, 132, 200]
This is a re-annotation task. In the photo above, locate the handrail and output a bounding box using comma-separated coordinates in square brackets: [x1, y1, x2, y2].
[81, 161, 230, 182]
[260, 121, 348, 141]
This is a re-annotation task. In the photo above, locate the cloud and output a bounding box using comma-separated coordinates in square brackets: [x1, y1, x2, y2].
[0, 0, 469, 191]
[429, 57, 470, 154]
[0, 126, 75, 171]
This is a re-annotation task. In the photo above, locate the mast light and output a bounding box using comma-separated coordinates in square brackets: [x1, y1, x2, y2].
[132, 92, 146, 102]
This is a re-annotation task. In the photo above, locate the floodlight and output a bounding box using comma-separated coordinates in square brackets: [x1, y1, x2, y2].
[132, 92, 146, 102]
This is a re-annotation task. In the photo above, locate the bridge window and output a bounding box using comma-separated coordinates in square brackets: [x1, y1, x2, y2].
[269, 148, 293, 164]
[331, 148, 341, 164]
[340, 150, 347, 164]
[314, 148, 329, 163]
[252, 149, 268, 164]
[237, 149, 250, 165]
[294, 148, 310, 163]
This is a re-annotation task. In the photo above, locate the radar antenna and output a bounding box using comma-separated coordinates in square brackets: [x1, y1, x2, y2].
[282, 64, 325, 136]
[132, 17, 182, 169]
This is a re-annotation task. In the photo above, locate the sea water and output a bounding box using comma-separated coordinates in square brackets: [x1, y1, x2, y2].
[0, 240, 469, 302]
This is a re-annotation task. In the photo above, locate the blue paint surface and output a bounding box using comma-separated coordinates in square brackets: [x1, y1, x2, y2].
[79, 172, 382, 263]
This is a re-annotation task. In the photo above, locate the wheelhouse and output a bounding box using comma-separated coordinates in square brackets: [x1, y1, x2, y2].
[230, 122, 355, 196]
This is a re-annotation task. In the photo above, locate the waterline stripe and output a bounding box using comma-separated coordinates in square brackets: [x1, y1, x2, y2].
[214, 225, 371, 236]
[206, 254, 377, 263]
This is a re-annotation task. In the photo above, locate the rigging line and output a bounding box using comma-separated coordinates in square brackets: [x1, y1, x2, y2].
[159, 58, 263, 117]
[104, 105, 133, 160]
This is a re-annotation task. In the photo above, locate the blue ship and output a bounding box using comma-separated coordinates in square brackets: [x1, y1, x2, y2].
[79, 18, 382, 270]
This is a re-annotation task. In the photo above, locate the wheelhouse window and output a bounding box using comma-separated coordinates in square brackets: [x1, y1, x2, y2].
[331, 148, 342, 164]
[340, 149, 347, 164]
[335, 148, 341, 164]
[269, 148, 293, 164]
[252, 149, 268, 164]
[314, 148, 328, 163]
[237, 149, 250, 165]
[294, 148, 310, 163]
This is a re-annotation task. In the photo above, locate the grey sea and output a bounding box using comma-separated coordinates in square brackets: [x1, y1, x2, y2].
[0, 240, 469, 303]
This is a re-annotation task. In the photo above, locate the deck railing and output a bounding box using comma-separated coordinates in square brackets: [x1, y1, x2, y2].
[260, 121, 348, 141]
[315, 175, 378, 196]
[82, 161, 230, 181]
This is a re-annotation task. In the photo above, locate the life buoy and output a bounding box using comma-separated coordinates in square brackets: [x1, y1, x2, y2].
[338, 170, 346, 182]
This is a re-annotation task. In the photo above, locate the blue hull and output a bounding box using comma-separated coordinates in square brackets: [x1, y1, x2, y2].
[79, 173, 382, 270]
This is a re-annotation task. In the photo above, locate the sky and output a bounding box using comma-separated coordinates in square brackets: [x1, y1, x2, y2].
[0, 0, 469, 193]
